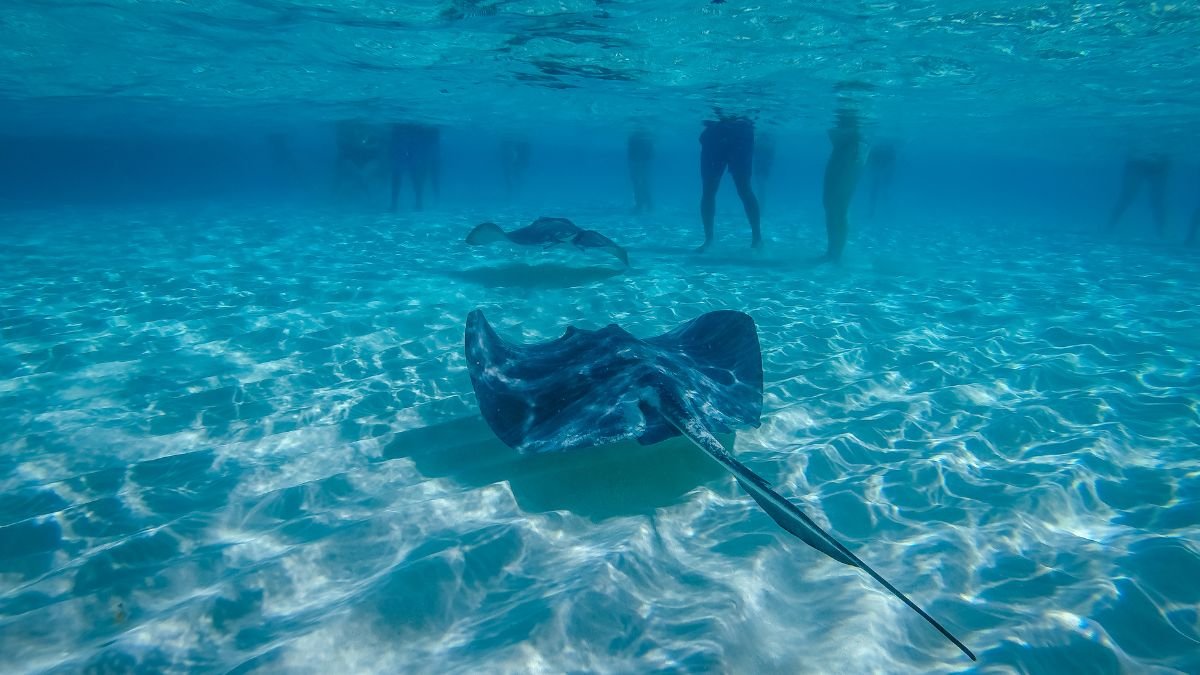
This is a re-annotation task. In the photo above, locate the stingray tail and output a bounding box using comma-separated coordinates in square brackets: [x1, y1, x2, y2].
[664, 408, 977, 662]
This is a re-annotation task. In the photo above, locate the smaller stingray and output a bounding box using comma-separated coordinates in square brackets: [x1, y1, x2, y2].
[465, 310, 976, 661]
[465, 216, 629, 266]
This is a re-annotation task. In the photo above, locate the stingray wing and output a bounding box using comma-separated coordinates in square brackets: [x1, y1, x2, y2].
[637, 310, 763, 444]
[506, 217, 580, 246]
[464, 310, 763, 453]
[572, 229, 630, 266]
[465, 310, 649, 453]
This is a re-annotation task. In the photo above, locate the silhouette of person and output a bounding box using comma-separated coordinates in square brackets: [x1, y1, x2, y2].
[754, 132, 775, 210]
[1106, 153, 1170, 236]
[1187, 203, 1198, 246]
[628, 130, 654, 214]
[821, 108, 863, 262]
[698, 113, 761, 251]
[390, 123, 440, 211]
[334, 120, 387, 202]
[500, 136, 531, 199]
[865, 141, 896, 218]
[266, 132, 300, 190]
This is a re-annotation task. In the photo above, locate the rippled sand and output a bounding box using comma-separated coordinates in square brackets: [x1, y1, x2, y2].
[1, 207, 1197, 674]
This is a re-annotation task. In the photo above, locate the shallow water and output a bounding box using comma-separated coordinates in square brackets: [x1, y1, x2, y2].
[1, 208, 1197, 673]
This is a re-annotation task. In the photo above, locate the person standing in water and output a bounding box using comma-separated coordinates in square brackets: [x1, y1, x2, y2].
[426, 125, 442, 202]
[266, 132, 300, 192]
[627, 130, 654, 214]
[1105, 153, 1170, 236]
[865, 141, 896, 218]
[698, 113, 761, 251]
[334, 120, 388, 203]
[500, 136, 531, 200]
[821, 107, 863, 262]
[390, 123, 440, 211]
[1187, 200, 1199, 246]
[754, 132, 775, 211]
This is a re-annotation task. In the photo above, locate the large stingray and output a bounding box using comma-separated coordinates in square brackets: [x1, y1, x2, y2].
[464, 309, 976, 661]
[465, 216, 629, 266]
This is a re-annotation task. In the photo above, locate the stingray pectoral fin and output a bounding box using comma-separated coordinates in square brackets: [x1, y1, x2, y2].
[574, 242, 629, 266]
[466, 222, 509, 245]
[665, 411, 977, 662]
[573, 230, 630, 266]
[606, 244, 630, 266]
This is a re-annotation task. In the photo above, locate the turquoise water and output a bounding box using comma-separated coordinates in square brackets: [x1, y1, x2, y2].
[2, 2, 1200, 674]
[3, 208, 1198, 673]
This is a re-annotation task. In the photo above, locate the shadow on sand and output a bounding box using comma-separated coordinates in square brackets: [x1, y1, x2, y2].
[635, 243, 830, 271]
[381, 415, 729, 521]
[444, 263, 625, 289]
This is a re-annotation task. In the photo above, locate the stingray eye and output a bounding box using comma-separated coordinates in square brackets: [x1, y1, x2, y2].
[635, 398, 656, 419]
[623, 399, 647, 428]
[709, 368, 734, 386]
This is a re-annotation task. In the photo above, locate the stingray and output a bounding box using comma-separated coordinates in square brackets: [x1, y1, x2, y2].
[464, 309, 976, 661]
[465, 216, 629, 266]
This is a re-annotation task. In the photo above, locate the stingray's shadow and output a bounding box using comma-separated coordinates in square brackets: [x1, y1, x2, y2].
[382, 416, 729, 521]
[444, 263, 625, 289]
[635, 244, 697, 256]
[635, 243, 828, 270]
[686, 252, 828, 270]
